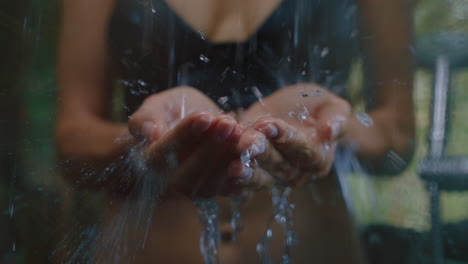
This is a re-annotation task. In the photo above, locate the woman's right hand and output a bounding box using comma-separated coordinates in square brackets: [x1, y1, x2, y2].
[128, 86, 259, 197]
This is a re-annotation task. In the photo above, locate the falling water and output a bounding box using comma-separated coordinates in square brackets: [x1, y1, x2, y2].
[230, 194, 245, 241]
[297, 103, 310, 121]
[259, 186, 298, 264]
[56, 140, 167, 264]
[251, 86, 265, 106]
[256, 223, 274, 264]
[195, 199, 222, 264]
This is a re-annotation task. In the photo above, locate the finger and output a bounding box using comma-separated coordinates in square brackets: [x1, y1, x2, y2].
[145, 111, 217, 167]
[227, 126, 289, 189]
[168, 115, 241, 198]
[313, 97, 350, 142]
[253, 118, 316, 159]
[128, 107, 169, 141]
[226, 159, 275, 191]
[252, 118, 328, 182]
[235, 126, 284, 177]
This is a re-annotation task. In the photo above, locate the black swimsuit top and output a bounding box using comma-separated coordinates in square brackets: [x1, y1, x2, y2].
[108, 0, 358, 114]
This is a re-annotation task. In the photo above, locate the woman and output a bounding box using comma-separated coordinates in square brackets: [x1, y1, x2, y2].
[55, 0, 414, 263]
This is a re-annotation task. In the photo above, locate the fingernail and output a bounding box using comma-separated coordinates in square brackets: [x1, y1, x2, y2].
[215, 118, 236, 142]
[262, 124, 278, 138]
[190, 115, 214, 135]
[330, 117, 345, 139]
[142, 122, 158, 140]
[249, 138, 266, 156]
[240, 166, 253, 180]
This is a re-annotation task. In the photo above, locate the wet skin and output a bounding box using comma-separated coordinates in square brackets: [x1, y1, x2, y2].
[109, 84, 359, 264]
[56, 0, 414, 262]
[128, 84, 350, 197]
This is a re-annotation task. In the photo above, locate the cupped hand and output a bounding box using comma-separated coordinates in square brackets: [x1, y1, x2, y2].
[128, 86, 261, 197]
[235, 83, 351, 188]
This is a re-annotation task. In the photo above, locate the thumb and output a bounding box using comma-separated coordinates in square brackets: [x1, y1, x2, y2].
[316, 101, 349, 142]
[128, 109, 169, 141]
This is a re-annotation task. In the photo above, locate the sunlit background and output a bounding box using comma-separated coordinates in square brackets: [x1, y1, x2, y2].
[2, 0, 468, 262]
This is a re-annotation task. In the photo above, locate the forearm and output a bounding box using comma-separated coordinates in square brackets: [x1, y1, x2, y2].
[352, 0, 415, 174]
[55, 115, 136, 191]
[344, 101, 415, 174]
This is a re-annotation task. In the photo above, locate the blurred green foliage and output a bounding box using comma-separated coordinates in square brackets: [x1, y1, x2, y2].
[349, 0, 468, 230]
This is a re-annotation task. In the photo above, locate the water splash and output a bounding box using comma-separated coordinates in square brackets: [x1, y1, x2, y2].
[218, 96, 229, 105]
[271, 186, 298, 263]
[297, 103, 309, 121]
[241, 151, 253, 168]
[9, 203, 14, 218]
[257, 186, 298, 264]
[251, 86, 265, 106]
[198, 31, 207, 40]
[195, 199, 222, 264]
[56, 140, 167, 264]
[238, 140, 299, 263]
[230, 194, 245, 241]
[200, 54, 210, 63]
[355, 112, 374, 127]
[256, 224, 274, 264]
[321, 47, 329, 57]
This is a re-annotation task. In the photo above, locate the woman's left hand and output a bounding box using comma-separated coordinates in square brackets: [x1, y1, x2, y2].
[235, 83, 351, 188]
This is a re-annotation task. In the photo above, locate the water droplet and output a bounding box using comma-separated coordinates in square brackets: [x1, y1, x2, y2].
[199, 54, 210, 63]
[266, 229, 273, 238]
[151, 8, 156, 14]
[240, 151, 252, 167]
[198, 31, 206, 40]
[251, 86, 264, 105]
[314, 89, 322, 96]
[287, 56, 291, 62]
[297, 104, 309, 121]
[282, 253, 291, 264]
[137, 79, 148, 87]
[9, 204, 14, 218]
[301, 70, 306, 76]
[195, 199, 221, 264]
[300, 90, 309, 98]
[356, 112, 374, 127]
[286, 231, 298, 247]
[256, 242, 265, 254]
[217, 96, 229, 105]
[230, 196, 244, 236]
[288, 111, 296, 118]
[321, 47, 329, 57]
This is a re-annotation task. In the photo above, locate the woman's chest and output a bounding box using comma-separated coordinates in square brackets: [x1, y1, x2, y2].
[164, 0, 284, 43]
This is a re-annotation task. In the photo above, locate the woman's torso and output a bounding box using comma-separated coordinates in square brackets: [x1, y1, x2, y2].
[108, 0, 359, 113]
[103, 0, 365, 263]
